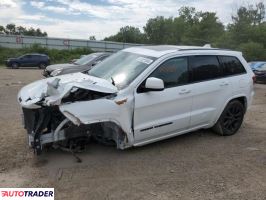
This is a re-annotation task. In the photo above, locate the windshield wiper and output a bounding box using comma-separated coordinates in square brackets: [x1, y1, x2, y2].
[111, 77, 116, 86]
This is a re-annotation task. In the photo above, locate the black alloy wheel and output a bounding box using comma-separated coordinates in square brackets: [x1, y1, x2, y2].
[213, 100, 245, 136]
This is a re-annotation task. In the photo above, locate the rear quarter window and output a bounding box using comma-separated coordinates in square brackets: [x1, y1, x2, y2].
[219, 56, 246, 76]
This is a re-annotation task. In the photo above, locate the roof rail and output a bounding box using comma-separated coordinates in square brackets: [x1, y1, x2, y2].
[178, 48, 232, 51]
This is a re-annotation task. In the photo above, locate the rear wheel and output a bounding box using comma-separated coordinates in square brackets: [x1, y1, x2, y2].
[212, 100, 245, 136]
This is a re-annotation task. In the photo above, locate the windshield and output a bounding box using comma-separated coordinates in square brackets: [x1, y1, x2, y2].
[89, 51, 156, 89]
[74, 54, 97, 65]
[257, 64, 266, 71]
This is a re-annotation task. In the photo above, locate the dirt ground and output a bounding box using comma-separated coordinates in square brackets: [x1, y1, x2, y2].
[0, 67, 265, 200]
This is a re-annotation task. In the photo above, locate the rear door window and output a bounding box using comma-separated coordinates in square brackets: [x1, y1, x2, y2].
[219, 56, 246, 76]
[189, 55, 222, 82]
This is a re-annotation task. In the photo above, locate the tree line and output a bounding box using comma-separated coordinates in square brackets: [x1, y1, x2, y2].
[0, 24, 47, 37]
[104, 2, 266, 61]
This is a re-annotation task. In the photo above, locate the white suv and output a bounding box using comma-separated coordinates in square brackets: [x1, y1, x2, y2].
[18, 45, 254, 154]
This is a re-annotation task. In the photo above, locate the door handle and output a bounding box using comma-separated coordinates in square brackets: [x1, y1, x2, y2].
[179, 89, 191, 94]
[220, 81, 229, 86]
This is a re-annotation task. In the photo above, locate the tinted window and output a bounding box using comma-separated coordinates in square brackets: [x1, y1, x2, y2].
[189, 55, 222, 82]
[23, 55, 32, 59]
[149, 57, 188, 88]
[219, 56, 246, 76]
[33, 55, 40, 59]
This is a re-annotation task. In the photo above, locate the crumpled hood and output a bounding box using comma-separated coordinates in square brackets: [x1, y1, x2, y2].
[46, 63, 77, 71]
[18, 72, 118, 108]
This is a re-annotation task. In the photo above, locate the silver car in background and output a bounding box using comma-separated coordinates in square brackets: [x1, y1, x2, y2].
[43, 52, 111, 77]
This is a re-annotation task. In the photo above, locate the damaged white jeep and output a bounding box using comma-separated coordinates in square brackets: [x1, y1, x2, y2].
[18, 45, 254, 154]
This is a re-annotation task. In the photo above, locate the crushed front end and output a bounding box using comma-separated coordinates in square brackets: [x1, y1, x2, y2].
[18, 73, 133, 155]
[22, 106, 66, 154]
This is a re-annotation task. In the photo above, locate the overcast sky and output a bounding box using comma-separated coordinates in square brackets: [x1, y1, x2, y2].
[0, 0, 264, 40]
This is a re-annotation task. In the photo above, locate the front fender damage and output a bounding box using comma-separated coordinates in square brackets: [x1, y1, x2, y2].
[18, 73, 134, 154]
[59, 97, 134, 149]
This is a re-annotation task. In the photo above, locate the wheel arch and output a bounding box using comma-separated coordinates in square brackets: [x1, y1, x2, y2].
[213, 95, 248, 126]
[11, 61, 20, 68]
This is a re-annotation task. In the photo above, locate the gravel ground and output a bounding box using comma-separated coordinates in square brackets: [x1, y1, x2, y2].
[0, 68, 265, 200]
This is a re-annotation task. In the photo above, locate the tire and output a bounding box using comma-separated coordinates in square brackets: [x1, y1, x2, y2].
[11, 62, 19, 69]
[39, 63, 47, 69]
[212, 100, 245, 136]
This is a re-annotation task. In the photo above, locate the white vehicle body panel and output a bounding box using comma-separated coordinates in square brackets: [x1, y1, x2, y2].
[134, 84, 193, 143]
[17, 45, 254, 153]
[189, 77, 232, 128]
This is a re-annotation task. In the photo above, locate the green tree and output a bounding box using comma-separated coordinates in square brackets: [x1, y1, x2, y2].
[0, 24, 47, 36]
[228, 2, 266, 44]
[5, 23, 16, 34]
[89, 36, 96, 40]
[144, 16, 176, 44]
[143, 7, 224, 45]
[238, 42, 266, 61]
[181, 11, 224, 45]
[0, 25, 5, 34]
[104, 26, 145, 43]
[16, 26, 26, 35]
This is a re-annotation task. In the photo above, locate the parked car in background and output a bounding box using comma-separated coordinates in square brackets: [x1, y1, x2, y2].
[43, 52, 111, 77]
[18, 45, 254, 155]
[253, 63, 266, 83]
[248, 61, 266, 70]
[69, 55, 86, 64]
[6, 53, 50, 69]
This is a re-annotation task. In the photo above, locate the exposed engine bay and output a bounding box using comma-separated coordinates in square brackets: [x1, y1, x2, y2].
[18, 73, 133, 155]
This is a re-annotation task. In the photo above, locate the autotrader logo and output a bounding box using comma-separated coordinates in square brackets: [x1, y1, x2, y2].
[0, 188, 54, 200]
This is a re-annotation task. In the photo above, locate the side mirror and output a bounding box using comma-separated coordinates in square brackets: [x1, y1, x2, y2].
[145, 77, 164, 91]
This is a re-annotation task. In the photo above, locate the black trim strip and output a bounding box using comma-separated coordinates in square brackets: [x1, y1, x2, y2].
[140, 127, 153, 132]
[154, 122, 173, 128]
[140, 122, 173, 132]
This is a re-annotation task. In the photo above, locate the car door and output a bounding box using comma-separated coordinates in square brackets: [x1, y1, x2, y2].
[19, 55, 27, 67]
[32, 55, 40, 67]
[134, 57, 193, 144]
[188, 55, 232, 128]
[20, 55, 33, 67]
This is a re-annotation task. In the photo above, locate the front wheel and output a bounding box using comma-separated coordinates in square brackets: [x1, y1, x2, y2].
[11, 62, 19, 69]
[212, 100, 245, 136]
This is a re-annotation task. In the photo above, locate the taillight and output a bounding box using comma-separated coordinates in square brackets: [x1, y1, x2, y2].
[252, 75, 256, 83]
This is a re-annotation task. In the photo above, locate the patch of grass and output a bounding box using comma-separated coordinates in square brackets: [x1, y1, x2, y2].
[0, 44, 94, 65]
